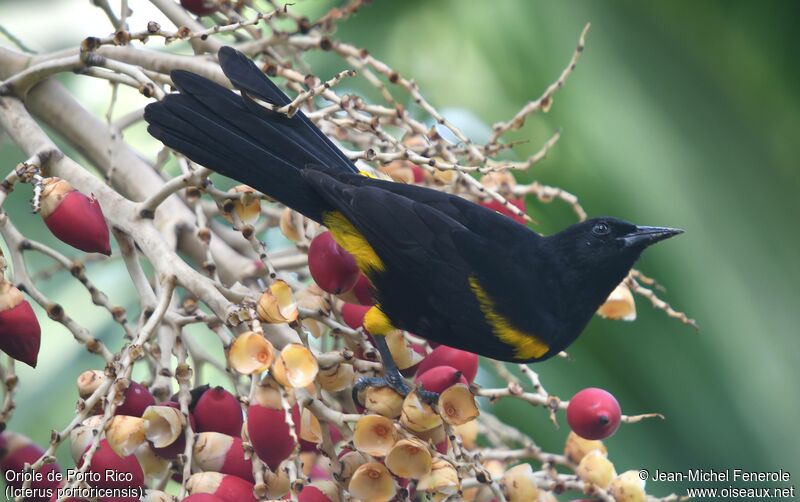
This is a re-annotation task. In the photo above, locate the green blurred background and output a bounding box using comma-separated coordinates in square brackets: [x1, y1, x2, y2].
[1, 0, 798, 499]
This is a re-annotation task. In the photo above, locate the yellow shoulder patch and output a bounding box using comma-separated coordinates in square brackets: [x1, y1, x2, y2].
[364, 305, 395, 336]
[468, 276, 550, 360]
[322, 211, 385, 274]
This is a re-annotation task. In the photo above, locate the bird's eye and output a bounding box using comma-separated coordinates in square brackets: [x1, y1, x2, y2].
[592, 222, 611, 236]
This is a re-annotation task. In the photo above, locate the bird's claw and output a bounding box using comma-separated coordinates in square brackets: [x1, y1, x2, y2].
[352, 370, 440, 407]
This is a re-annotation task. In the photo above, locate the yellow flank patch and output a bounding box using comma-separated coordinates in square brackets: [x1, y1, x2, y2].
[468, 276, 550, 360]
[322, 211, 385, 274]
[364, 305, 395, 336]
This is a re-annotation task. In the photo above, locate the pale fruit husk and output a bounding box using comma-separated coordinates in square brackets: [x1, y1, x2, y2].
[105, 415, 146, 457]
[339, 450, 369, 483]
[379, 161, 415, 184]
[299, 407, 322, 444]
[279, 207, 303, 242]
[597, 282, 636, 321]
[576, 449, 617, 489]
[503, 463, 539, 502]
[400, 390, 442, 432]
[40, 177, 73, 218]
[192, 432, 233, 472]
[348, 462, 396, 502]
[257, 280, 299, 324]
[186, 472, 223, 495]
[317, 363, 355, 392]
[272, 343, 319, 388]
[417, 458, 459, 495]
[136, 442, 171, 479]
[69, 416, 104, 464]
[0, 282, 24, 310]
[143, 405, 187, 448]
[480, 170, 516, 191]
[252, 378, 292, 409]
[353, 414, 398, 457]
[386, 331, 423, 370]
[229, 331, 275, 375]
[564, 431, 607, 464]
[302, 318, 325, 339]
[454, 419, 479, 449]
[385, 437, 432, 479]
[363, 386, 404, 418]
[413, 422, 447, 448]
[140, 489, 174, 502]
[609, 470, 647, 502]
[432, 166, 457, 185]
[438, 383, 480, 425]
[223, 185, 260, 225]
[76, 369, 106, 399]
[265, 459, 291, 498]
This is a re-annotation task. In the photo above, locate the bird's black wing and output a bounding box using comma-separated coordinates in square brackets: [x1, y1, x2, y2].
[302, 169, 551, 358]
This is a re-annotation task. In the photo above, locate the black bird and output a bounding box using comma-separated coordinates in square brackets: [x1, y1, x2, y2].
[144, 47, 682, 396]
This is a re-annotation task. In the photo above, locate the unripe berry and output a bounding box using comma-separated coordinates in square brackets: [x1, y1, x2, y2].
[576, 449, 616, 489]
[193, 387, 244, 437]
[567, 387, 621, 440]
[416, 345, 479, 384]
[0, 282, 41, 367]
[116, 381, 156, 417]
[610, 470, 647, 502]
[39, 177, 111, 255]
[415, 365, 468, 394]
[180, 0, 219, 16]
[308, 231, 360, 294]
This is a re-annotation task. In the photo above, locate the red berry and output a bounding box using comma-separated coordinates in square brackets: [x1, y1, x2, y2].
[183, 495, 226, 502]
[308, 231, 360, 294]
[341, 303, 370, 330]
[410, 165, 425, 183]
[479, 197, 527, 225]
[567, 387, 622, 440]
[86, 439, 144, 490]
[415, 365, 468, 394]
[0, 433, 61, 502]
[299, 485, 334, 502]
[40, 178, 110, 255]
[180, 0, 219, 16]
[0, 282, 41, 368]
[350, 273, 375, 305]
[247, 404, 296, 470]
[115, 381, 155, 417]
[416, 345, 479, 384]
[194, 387, 243, 437]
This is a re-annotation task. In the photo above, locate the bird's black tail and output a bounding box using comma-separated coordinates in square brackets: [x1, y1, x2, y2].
[144, 47, 358, 221]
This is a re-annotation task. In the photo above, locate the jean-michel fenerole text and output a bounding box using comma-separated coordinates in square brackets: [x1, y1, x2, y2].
[651, 468, 791, 483]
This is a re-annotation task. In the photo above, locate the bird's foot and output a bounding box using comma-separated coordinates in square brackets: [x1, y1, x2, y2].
[352, 369, 439, 406]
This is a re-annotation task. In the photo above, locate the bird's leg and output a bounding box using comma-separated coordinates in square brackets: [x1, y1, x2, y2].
[352, 307, 439, 405]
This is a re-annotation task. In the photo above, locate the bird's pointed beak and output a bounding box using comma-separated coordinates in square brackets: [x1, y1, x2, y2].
[618, 226, 684, 248]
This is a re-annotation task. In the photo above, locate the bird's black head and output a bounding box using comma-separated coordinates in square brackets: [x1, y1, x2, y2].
[543, 217, 683, 333]
[554, 217, 683, 266]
